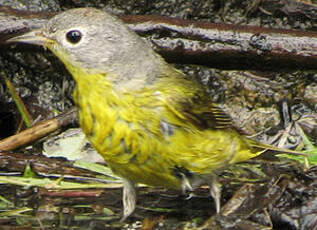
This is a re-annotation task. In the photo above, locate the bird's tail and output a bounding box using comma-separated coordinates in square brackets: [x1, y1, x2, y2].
[247, 138, 306, 156]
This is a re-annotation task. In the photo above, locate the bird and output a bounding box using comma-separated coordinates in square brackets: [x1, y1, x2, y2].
[7, 7, 300, 220]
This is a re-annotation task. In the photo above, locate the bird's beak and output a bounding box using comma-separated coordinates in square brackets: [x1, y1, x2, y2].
[7, 29, 52, 46]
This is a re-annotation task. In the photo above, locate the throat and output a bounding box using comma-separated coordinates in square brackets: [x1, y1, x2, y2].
[72, 71, 124, 154]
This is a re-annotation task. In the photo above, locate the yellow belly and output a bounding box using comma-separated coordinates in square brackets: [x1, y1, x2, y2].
[72, 73, 261, 190]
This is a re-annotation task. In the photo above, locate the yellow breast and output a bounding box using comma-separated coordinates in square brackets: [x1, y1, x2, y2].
[68, 65, 262, 190]
[71, 71, 182, 188]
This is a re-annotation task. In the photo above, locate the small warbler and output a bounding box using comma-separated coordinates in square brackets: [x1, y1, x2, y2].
[8, 8, 298, 220]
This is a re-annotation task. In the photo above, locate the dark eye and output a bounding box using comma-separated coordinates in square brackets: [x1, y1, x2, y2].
[66, 30, 82, 44]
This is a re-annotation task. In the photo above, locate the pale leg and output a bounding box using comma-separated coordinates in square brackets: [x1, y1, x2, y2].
[208, 175, 221, 213]
[121, 178, 137, 221]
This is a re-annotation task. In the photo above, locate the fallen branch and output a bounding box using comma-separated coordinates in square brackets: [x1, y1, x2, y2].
[1, 6, 316, 70]
[0, 151, 97, 178]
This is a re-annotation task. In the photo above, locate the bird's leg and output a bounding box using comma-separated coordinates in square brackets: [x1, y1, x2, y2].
[121, 178, 137, 221]
[179, 172, 196, 200]
[208, 175, 221, 213]
[180, 172, 194, 194]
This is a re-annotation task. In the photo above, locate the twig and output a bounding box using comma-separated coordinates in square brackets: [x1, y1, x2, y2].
[0, 107, 77, 151]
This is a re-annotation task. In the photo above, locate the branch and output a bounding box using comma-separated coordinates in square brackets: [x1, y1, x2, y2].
[122, 14, 317, 70]
[1, 6, 316, 70]
[0, 107, 77, 151]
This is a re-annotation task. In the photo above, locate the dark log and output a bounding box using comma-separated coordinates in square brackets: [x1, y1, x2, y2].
[1, 6, 316, 70]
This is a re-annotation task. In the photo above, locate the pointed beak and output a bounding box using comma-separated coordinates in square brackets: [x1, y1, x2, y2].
[7, 29, 53, 46]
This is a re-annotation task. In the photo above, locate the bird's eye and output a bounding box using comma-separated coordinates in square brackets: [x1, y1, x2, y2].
[66, 30, 82, 44]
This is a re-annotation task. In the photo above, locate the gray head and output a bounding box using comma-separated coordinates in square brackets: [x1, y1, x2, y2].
[11, 8, 171, 89]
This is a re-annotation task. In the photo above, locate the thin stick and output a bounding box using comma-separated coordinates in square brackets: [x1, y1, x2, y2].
[0, 107, 77, 151]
